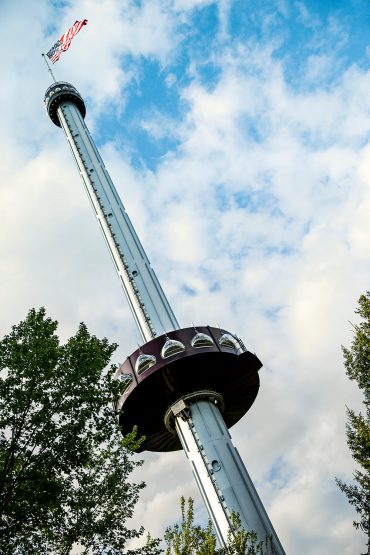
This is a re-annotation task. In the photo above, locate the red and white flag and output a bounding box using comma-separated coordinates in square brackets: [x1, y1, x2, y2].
[47, 19, 88, 64]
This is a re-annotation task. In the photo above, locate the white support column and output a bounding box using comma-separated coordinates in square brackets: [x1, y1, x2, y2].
[56, 100, 179, 342]
[173, 399, 286, 554]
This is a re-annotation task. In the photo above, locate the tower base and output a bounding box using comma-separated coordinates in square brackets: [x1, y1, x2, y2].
[171, 396, 286, 554]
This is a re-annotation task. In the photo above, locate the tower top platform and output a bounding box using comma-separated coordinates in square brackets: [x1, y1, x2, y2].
[44, 82, 86, 127]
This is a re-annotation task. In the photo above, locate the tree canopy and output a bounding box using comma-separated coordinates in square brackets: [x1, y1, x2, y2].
[336, 292, 370, 554]
[0, 308, 160, 554]
[164, 497, 273, 555]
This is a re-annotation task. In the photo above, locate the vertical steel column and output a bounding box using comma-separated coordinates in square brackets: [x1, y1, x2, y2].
[173, 399, 286, 554]
[49, 88, 179, 342]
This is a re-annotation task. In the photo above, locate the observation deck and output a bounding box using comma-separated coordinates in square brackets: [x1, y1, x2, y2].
[115, 326, 261, 452]
[45, 82, 86, 126]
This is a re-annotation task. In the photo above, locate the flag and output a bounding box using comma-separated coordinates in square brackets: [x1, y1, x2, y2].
[47, 19, 88, 64]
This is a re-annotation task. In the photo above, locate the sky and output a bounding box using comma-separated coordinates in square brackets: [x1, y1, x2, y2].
[1, 0, 369, 553]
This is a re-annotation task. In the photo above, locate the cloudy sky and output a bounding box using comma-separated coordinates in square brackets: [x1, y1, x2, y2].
[1, 0, 370, 553]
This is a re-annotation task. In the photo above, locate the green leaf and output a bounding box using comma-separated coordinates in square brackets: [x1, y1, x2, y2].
[336, 292, 370, 554]
[0, 308, 161, 555]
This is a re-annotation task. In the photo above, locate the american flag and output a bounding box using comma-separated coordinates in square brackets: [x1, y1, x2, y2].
[47, 19, 88, 64]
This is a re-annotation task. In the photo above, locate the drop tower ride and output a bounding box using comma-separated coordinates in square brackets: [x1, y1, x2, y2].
[44, 81, 285, 554]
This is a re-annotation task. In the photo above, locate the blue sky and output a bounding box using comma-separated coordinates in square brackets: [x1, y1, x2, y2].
[91, 0, 370, 167]
[1, 1, 370, 553]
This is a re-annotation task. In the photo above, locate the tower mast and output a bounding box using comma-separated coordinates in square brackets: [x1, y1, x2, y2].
[45, 81, 286, 554]
[45, 82, 178, 342]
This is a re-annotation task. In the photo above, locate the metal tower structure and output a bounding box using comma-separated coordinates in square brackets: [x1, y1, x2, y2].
[44, 81, 286, 554]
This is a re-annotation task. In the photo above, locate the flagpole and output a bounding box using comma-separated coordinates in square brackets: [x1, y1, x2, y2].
[42, 53, 56, 83]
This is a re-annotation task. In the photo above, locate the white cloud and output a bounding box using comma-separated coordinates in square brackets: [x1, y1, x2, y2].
[0, 1, 368, 553]
[128, 37, 368, 552]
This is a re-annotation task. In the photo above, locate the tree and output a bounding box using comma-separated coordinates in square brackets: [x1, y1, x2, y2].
[164, 497, 217, 554]
[164, 497, 273, 555]
[336, 292, 370, 554]
[0, 308, 161, 555]
[222, 513, 273, 555]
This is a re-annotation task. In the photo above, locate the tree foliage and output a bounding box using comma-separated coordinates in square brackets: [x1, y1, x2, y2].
[0, 308, 160, 555]
[222, 513, 273, 555]
[164, 497, 217, 554]
[164, 497, 273, 555]
[336, 292, 370, 554]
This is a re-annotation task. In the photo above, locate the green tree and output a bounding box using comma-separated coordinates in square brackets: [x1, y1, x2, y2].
[336, 292, 370, 554]
[0, 308, 160, 555]
[164, 497, 273, 555]
[222, 513, 273, 555]
[164, 497, 217, 554]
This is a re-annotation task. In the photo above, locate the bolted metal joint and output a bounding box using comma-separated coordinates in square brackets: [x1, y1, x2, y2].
[44, 81, 86, 126]
[164, 390, 225, 435]
[171, 399, 188, 418]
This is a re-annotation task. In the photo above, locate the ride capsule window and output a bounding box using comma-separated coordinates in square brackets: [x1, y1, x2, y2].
[219, 333, 239, 351]
[161, 338, 185, 359]
[191, 332, 214, 348]
[135, 353, 156, 375]
[119, 373, 133, 393]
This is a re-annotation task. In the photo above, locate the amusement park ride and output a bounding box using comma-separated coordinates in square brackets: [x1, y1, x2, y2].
[44, 80, 285, 554]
